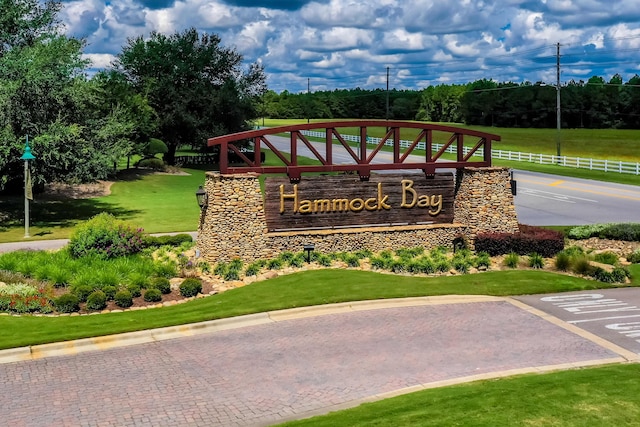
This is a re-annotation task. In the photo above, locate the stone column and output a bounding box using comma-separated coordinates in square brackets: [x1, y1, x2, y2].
[454, 167, 519, 235]
[196, 172, 269, 263]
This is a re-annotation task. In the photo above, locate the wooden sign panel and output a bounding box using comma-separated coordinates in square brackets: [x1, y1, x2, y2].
[264, 173, 454, 231]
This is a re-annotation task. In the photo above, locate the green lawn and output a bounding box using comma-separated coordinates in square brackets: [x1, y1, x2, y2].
[0, 168, 207, 242]
[278, 364, 640, 426]
[0, 269, 628, 350]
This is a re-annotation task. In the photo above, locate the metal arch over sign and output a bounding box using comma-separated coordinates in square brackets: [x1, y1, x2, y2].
[207, 120, 500, 182]
[264, 173, 455, 231]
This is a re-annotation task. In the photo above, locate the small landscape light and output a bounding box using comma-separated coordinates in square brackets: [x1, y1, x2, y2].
[303, 243, 315, 263]
[196, 185, 208, 209]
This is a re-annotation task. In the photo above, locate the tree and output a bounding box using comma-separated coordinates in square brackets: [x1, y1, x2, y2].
[0, 0, 61, 55]
[114, 28, 266, 163]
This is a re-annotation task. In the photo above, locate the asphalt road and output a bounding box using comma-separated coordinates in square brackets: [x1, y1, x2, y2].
[261, 135, 640, 226]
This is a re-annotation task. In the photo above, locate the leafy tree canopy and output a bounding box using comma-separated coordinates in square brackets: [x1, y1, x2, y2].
[114, 28, 267, 163]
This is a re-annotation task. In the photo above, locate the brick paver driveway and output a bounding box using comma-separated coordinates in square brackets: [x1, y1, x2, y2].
[0, 301, 619, 426]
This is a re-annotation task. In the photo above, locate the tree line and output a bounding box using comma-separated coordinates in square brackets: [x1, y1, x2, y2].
[263, 75, 640, 129]
[0, 0, 265, 193]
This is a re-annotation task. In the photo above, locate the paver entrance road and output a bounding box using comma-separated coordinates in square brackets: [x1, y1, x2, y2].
[0, 300, 621, 427]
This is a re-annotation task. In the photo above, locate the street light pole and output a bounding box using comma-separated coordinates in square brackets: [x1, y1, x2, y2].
[20, 136, 36, 238]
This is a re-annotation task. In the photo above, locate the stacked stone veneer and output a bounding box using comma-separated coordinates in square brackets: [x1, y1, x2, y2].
[197, 168, 519, 263]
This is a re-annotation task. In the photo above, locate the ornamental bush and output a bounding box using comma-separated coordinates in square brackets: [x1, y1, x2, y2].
[149, 277, 171, 294]
[54, 293, 80, 313]
[86, 290, 107, 311]
[475, 225, 564, 257]
[179, 278, 202, 297]
[71, 284, 94, 303]
[143, 288, 162, 302]
[114, 290, 133, 308]
[68, 213, 145, 259]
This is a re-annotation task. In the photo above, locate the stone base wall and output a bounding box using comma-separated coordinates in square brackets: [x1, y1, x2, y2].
[197, 168, 518, 264]
[454, 167, 519, 234]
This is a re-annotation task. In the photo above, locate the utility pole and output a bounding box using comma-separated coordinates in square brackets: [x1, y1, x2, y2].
[385, 66, 390, 121]
[307, 78, 310, 124]
[556, 42, 561, 161]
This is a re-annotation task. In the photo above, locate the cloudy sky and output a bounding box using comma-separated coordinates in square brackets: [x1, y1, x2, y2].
[59, 0, 640, 93]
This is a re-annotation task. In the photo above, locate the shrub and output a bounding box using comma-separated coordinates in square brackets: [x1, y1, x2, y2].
[528, 253, 545, 269]
[54, 293, 80, 313]
[179, 278, 202, 297]
[628, 249, 640, 264]
[287, 254, 306, 268]
[71, 284, 95, 303]
[223, 269, 240, 281]
[317, 254, 333, 267]
[267, 258, 283, 270]
[213, 261, 228, 277]
[144, 234, 194, 248]
[390, 259, 407, 273]
[475, 225, 564, 257]
[102, 285, 117, 301]
[127, 284, 142, 298]
[395, 247, 423, 260]
[344, 254, 361, 268]
[408, 257, 436, 274]
[555, 252, 571, 271]
[473, 252, 491, 269]
[612, 267, 630, 282]
[369, 256, 389, 270]
[127, 272, 149, 289]
[68, 213, 145, 259]
[600, 223, 640, 241]
[86, 290, 107, 311]
[572, 255, 594, 276]
[114, 290, 133, 308]
[136, 157, 165, 171]
[593, 268, 615, 283]
[504, 252, 519, 269]
[354, 249, 373, 259]
[453, 258, 470, 273]
[435, 259, 450, 273]
[279, 251, 296, 263]
[143, 288, 162, 302]
[142, 138, 168, 158]
[568, 223, 611, 240]
[568, 223, 640, 241]
[244, 263, 261, 277]
[153, 260, 177, 278]
[594, 251, 620, 266]
[149, 277, 171, 294]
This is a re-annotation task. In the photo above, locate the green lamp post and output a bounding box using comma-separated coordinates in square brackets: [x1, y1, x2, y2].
[20, 136, 36, 238]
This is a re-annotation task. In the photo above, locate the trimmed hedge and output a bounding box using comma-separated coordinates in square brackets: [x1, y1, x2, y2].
[54, 293, 80, 313]
[569, 223, 640, 241]
[475, 225, 564, 257]
[179, 278, 202, 297]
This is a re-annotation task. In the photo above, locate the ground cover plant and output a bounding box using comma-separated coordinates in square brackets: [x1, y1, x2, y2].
[276, 363, 640, 427]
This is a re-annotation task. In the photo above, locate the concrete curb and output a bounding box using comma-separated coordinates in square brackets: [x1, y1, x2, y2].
[0, 295, 499, 364]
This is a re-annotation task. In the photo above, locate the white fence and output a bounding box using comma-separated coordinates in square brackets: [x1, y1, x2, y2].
[297, 130, 640, 175]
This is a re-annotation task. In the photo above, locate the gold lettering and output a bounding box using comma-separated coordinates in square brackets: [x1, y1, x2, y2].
[299, 199, 313, 213]
[349, 198, 364, 212]
[428, 195, 443, 215]
[314, 199, 331, 212]
[332, 199, 349, 211]
[364, 197, 378, 211]
[377, 183, 391, 210]
[280, 184, 298, 213]
[401, 179, 417, 207]
[416, 195, 430, 208]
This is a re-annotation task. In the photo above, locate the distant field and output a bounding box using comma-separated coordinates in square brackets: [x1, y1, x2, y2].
[260, 119, 640, 162]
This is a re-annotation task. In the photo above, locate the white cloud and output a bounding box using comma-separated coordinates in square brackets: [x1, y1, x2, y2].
[54, 0, 640, 91]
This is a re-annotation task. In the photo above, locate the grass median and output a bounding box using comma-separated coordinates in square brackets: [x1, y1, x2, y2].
[0, 268, 631, 350]
[277, 363, 640, 426]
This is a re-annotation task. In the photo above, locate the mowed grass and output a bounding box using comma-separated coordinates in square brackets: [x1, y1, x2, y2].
[0, 168, 207, 242]
[0, 268, 627, 350]
[278, 363, 640, 427]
